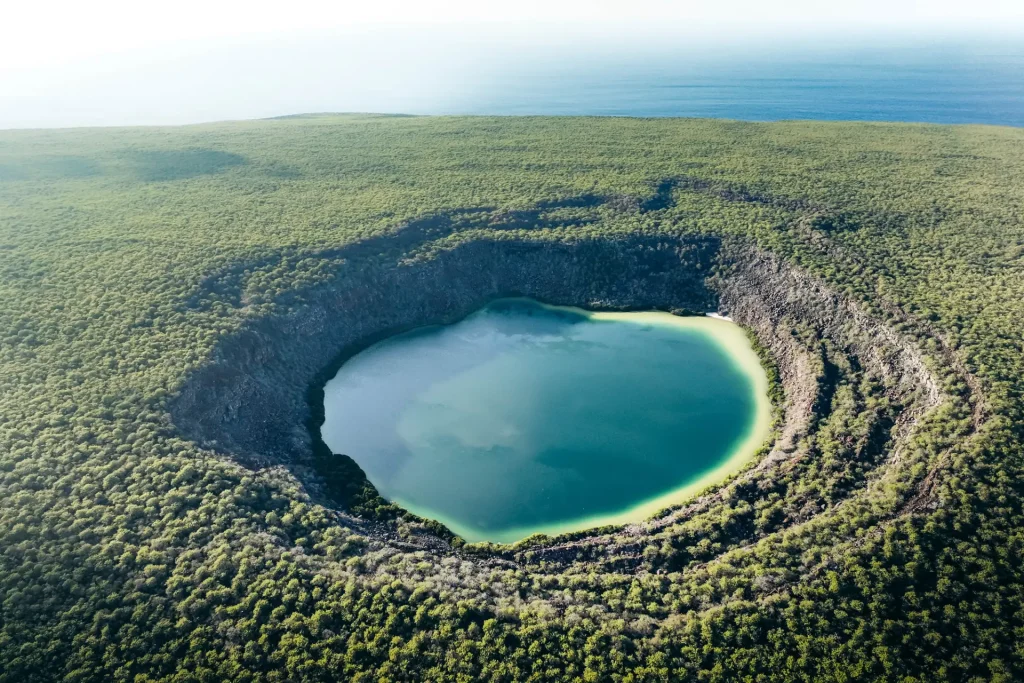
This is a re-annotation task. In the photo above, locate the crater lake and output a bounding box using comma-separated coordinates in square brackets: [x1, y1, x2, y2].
[320, 298, 772, 543]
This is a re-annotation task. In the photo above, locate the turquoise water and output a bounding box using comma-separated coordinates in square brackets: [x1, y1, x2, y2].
[320, 299, 771, 543]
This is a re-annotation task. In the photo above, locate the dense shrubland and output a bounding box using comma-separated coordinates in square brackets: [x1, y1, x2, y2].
[1, 115, 1023, 682]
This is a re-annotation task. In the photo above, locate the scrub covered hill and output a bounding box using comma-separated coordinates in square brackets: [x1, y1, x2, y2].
[1, 114, 1024, 682]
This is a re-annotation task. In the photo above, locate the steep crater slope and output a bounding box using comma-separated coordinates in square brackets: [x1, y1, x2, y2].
[170, 230, 945, 568]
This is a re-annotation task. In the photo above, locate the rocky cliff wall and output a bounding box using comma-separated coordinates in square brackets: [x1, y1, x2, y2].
[169, 233, 941, 548]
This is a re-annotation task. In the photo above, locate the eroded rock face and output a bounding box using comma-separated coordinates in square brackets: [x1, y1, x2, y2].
[714, 243, 940, 469]
[169, 233, 942, 552]
[171, 236, 721, 469]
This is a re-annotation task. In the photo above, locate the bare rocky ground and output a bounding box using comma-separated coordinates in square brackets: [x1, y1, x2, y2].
[170, 227, 957, 580]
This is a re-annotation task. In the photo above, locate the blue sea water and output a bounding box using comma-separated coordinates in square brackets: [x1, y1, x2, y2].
[443, 42, 1024, 126]
[3, 33, 1022, 128]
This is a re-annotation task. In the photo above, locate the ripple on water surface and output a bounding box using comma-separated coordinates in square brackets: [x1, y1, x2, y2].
[320, 298, 771, 543]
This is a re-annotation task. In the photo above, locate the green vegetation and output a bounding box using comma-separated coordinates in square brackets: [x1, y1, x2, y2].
[1, 114, 1024, 682]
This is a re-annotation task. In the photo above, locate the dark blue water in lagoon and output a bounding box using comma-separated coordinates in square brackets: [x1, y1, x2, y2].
[442, 40, 1024, 126]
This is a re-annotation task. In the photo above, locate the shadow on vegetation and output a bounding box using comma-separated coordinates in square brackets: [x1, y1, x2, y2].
[0, 164, 25, 181]
[123, 148, 247, 182]
[184, 174, 866, 318]
[639, 179, 679, 212]
[0, 156, 102, 182]
[181, 175, 798, 313]
[183, 189, 628, 312]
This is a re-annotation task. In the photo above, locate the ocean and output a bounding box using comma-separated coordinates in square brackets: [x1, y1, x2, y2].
[446, 41, 1024, 126]
[3, 34, 1022, 128]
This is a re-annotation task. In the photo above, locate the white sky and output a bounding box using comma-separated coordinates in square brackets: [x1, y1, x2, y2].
[3, 0, 1024, 71]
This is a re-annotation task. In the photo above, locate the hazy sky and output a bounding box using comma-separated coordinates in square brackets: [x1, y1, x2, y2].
[6, 0, 1024, 70]
[2, 0, 1023, 128]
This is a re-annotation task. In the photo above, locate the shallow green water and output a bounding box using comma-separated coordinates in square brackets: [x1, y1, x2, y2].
[321, 298, 770, 543]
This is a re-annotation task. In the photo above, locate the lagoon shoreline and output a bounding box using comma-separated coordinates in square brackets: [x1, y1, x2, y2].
[321, 298, 774, 544]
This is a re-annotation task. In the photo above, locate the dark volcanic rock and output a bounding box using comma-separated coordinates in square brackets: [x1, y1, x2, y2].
[171, 236, 721, 468]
